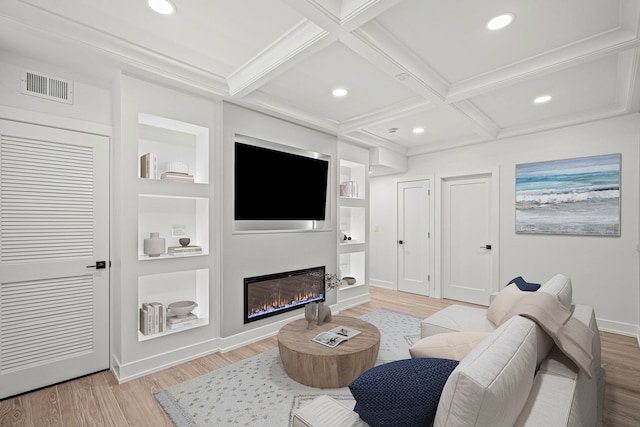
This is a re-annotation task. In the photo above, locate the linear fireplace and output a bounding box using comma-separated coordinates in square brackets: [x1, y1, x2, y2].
[244, 266, 325, 324]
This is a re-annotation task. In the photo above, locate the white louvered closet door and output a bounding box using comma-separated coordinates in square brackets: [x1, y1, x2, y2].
[0, 119, 109, 399]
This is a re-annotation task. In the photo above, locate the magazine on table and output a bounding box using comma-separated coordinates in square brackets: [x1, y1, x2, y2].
[312, 326, 361, 348]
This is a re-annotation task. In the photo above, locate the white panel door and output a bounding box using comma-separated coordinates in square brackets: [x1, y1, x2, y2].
[441, 173, 496, 305]
[397, 180, 430, 296]
[0, 119, 109, 399]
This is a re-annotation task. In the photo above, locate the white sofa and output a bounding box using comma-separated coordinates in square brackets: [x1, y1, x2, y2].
[293, 274, 605, 427]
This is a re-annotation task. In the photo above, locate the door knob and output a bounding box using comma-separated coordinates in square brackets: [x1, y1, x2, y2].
[480, 244, 492, 250]
[86, 261, 107, 269]
[398, 240, 404, 245]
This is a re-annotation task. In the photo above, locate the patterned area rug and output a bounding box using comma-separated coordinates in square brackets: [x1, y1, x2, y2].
[155, 308, 422, 426]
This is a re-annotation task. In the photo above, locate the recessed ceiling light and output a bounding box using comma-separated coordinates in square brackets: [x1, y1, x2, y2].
[487, 13, 515, 30]
[332, 88, 348, 97]
[534, 95, 552, 104]
[148, 0, 176, 15]
[412, 127, 425, 134]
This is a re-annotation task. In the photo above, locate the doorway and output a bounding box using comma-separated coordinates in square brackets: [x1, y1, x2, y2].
[0, 119, 110, 398]
[439, 169, 499, 305]
[397, 179, 433, 296]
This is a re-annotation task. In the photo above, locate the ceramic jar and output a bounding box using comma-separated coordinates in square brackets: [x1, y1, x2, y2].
[144, 232, 165, 257]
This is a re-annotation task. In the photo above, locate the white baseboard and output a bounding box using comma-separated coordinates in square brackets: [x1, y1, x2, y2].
[369, 279, 394, 290]
[112, 337, 222, 383]
[596, 317, 640, 345]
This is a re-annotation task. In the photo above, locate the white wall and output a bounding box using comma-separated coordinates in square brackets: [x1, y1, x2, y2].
[0, 57, 111, 125]
[221, 102, 338, 337]
[370, 114, 640, 336]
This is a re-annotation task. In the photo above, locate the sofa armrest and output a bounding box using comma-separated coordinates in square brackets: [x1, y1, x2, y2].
[293, 395, 369, 427]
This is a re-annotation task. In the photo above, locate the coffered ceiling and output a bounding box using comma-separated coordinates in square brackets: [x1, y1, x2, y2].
[1, 0, 639, 158]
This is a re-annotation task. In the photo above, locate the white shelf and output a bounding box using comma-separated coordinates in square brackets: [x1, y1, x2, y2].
[138, 194, 209, 260]
[339, 251, 365, 287]
[138, 113, 209, 184]
[339, 160, 366, 201]
[137, 268, 209, 341]
[339, 206, 365, 244]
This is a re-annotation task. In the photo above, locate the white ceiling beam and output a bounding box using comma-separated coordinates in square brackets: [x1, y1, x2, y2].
[285, 1, 500, 143]
[342, 129, 409, 153]
[447, 29, 640, 103]
[339, 98, 433, 133]
[448, 100, 501, 139]
[227, 19, 336, 98]
[339, 0, 405, 32]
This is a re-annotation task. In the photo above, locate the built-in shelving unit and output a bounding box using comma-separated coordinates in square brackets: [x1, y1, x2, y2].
[337, 146, 369, 298]
[135, 113, 211, 340]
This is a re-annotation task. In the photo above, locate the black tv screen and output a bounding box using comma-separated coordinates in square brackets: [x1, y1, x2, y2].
[235, 142, 329, 220]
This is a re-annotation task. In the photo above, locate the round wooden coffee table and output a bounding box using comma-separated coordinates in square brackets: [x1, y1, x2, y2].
[277, 315, 380, 388]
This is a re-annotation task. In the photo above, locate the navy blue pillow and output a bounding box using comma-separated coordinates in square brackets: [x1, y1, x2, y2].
[349, 358, 459, 427]
[508, 276, 541, 292]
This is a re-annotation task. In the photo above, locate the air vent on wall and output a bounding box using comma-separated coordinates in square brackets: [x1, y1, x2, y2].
[20, 69, 73, 104]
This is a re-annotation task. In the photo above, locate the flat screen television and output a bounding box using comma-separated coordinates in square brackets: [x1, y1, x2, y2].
[234, 141, 329, 221]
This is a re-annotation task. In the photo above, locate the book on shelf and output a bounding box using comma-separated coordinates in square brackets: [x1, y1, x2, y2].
[167, 245, 202, 256]
[140, 153, 157, 179]
[160, 171, 194, 182]
[166, 313, 198, 329]
[311, 326, 361, 348]
[139, 302, 166, 335]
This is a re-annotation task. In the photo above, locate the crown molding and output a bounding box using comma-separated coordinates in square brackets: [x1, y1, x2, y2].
[239, 91, 339, 135]
[1, 1, 229, 95]
[616, 48, 640, 110]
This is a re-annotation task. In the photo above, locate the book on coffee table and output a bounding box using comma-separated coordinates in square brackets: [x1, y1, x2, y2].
[312, 326, 361, 348]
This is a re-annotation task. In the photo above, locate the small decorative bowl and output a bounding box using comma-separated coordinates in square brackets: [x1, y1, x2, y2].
[342, 276, 356, 285]
[168, 300, 198, 318]
[179, 237, 191, 247]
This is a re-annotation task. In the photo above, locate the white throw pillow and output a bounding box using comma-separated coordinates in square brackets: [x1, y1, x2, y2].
[434, 316, 538, 427]
[409, 331, 491, 361]
[486, 284, 528, 326]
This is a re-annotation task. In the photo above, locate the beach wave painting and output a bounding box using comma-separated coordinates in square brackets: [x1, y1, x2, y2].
[516, 154, 620, 236]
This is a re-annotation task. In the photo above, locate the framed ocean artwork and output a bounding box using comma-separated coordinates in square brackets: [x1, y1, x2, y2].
[515, 154, 620, 236]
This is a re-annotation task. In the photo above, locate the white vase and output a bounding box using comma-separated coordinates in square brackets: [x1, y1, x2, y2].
[144, 232, 165, 257]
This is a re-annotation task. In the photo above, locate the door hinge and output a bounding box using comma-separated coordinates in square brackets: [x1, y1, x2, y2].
[428, 232, 430, 238]
[428, 189, 431, 196]
[428, 274, 430, 281]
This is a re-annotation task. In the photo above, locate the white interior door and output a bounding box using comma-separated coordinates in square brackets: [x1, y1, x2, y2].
[0, 119, 109, 399]
[397, 179, 431, 296]
[441, 172, 497, 305]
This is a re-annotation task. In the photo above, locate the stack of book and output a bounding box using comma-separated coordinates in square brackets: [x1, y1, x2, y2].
[139, 302, 166, 335]
[160, 171, 194, 182]
[167, 245, 202, 256]
[140, 153, 157, 179]
[166, 313, 199, 330]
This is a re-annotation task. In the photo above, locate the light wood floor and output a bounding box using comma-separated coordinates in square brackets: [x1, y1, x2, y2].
[1, 287, 639, 426]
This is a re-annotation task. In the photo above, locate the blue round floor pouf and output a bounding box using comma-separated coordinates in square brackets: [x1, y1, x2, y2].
[349, 358, 459, 427]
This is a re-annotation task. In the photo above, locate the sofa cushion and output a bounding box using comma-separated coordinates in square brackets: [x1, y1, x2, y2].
[539, 274, 572, 310]
[421, 305, 495, 338]
[409, 331, 491, 361]
[349, 358, 459, 427]
[434, 316, 538, 427]
[487, 284, 528, 326]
